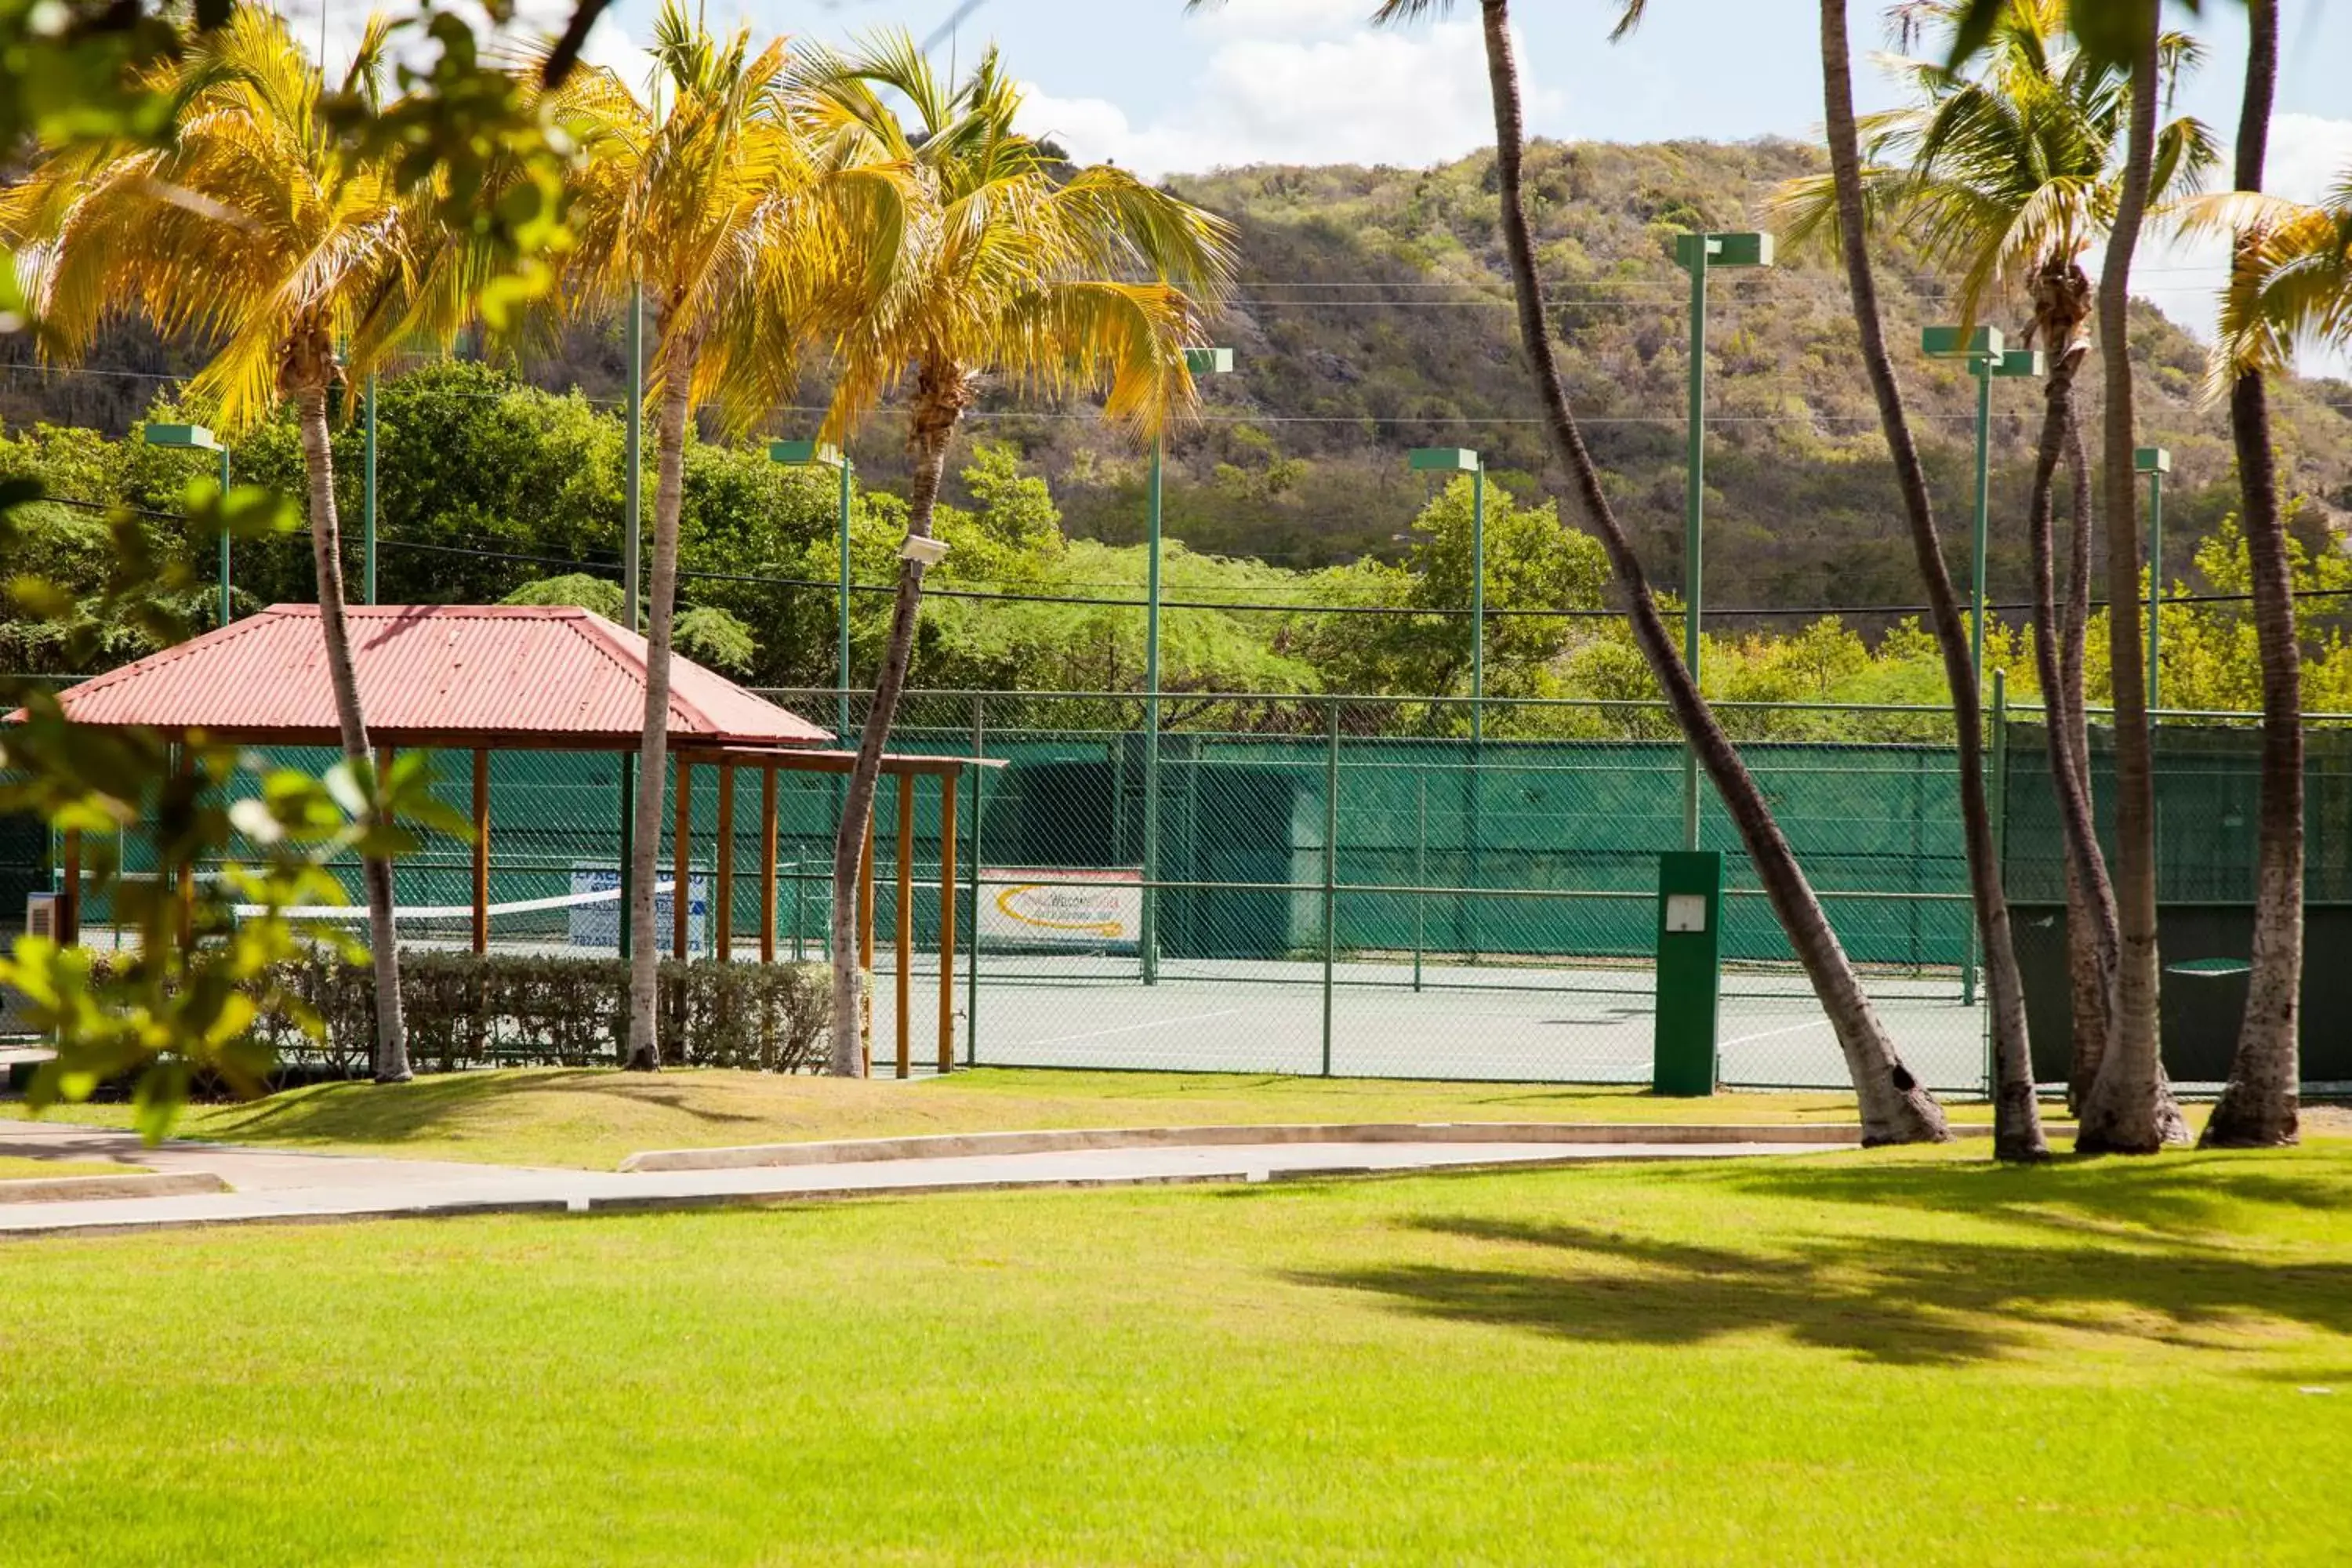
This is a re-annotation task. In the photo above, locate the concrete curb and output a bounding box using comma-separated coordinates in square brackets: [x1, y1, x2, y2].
[0, 1171, 229, 1205]
[620, 1120, 1865, 1172]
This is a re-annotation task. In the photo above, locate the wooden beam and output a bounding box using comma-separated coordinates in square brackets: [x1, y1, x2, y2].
[715, 764, 735, 962]
[858, 810, 875, 1076]
[673, 757, 691, 961]
[760, 765, 778, 964]
[471, 748, 490, 955]
[895, 775, 914, 1080]
[938, 773, 956, 1075]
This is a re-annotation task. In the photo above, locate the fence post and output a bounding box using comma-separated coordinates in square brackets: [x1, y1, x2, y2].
[1986, 668, 2008, 1099]
[1322, 696, 1339, 1078]
[1414, 774, 1426, 993]
[967, 692, 984, 1067]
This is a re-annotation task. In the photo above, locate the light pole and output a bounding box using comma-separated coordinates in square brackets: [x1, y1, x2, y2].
[2136, 446, 2171, 712]
[1675, 230, 1773, 850]
[361, 374, 378, 604]
[770, 439, 855, 742]
[1408, 447, 1485, 741]
[143, 423, 231, 626]
[1139, 344, 1232, 985]
[1922, 325, 2042, 691]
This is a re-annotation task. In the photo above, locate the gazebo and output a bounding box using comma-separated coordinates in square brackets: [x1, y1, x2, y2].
[36, 604, 986, 1075]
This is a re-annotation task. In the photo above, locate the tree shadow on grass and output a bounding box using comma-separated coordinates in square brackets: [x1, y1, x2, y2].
[1296, 1207, 2352, 1367]
[185, 1068, 766, 1148]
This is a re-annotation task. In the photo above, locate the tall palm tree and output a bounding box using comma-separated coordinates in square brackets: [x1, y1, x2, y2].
[2074, 2, 2183, 1152]
[1, 7, 430, 1081]
[1244, 0, 1950, 1142]
[1773, 0, 2213, 1119]
[2191, 2, 2336, 1146]
[547, 7, 856, 1070]
[795, 35, 1236, 1077]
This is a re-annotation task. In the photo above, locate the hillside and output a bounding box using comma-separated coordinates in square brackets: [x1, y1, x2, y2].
[5, 137, 2349, 619]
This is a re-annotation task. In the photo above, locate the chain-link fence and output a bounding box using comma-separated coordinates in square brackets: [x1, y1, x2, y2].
[40, 688, 2339, 1095]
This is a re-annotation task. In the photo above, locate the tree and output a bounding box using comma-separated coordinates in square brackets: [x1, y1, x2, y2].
[1774, 0, 2214, 1115]
[2197, 0, 2324, 1147]
[1779, 0, 2044, 1158]
[2074, 2, 2185, 1152]
[1, 7, 437, 1081]
[796, 34, 1236, 1076]
[546, 5, 856, 1070]
[1289, 0, 1950, 1143]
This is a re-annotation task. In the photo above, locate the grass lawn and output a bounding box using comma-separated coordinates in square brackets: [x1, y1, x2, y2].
[3, 1142, 2348, 1564]
[25, 1066, 2032, 1169]
[0, 1156, 132, 1180]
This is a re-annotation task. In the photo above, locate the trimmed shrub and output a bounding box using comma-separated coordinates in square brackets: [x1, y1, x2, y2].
[245, 950, 832, 1076]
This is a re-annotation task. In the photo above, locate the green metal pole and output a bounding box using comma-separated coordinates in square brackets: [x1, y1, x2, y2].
[1969, 360, 1992, 691]
[1322, 696, 1338, 1078]
[216, 444, 232, 627]
[837, 456, 853, 740]
[2146, 466, 2164, 713]
[361, 372, 377, 605]
[1986, 668, 2008, 1087]
[1413, 775, 1426, 993]
[967, 694, 984, 1067]
[1682, 243, 1708, 851]
[1142, 434, 1164, 985]
[1470, 462, 1485, 746]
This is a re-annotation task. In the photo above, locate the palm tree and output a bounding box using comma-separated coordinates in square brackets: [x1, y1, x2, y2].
[1773, 0, 2213, 1122]
[2190, 2, 2339, 1146]
[2074, 2, 2184, 1152]
[546, 7, 851, 1070]
[1, 8, 430, 1081]
[795, 35, 1236, 1077]
[1240, 0, 1950, 1142]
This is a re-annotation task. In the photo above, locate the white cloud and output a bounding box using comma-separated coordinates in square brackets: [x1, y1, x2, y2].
[1017, 13, 1559, 177]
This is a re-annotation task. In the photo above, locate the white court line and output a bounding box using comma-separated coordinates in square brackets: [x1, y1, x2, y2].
[1004, 1007, 1250, 1049]
[1720, 1016, 1833, 1048]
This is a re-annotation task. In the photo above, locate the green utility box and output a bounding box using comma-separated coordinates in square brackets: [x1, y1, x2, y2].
[1653, 851, 1722, 1096]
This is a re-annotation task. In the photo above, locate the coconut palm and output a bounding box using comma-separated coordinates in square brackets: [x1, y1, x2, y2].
[1773, 0, 2215, 1118]
[2187, 2, 2337, 1146]
[0, 7, 434, 1081]
[793, 34, 1236, 1076]
[1209, 0, 1949, 1142]
[545, 6, 876, 1070]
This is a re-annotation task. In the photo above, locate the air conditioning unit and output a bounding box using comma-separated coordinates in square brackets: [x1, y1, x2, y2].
[24, 892, 58, 941]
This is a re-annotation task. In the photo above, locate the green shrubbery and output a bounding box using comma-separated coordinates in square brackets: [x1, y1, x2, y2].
[247, 950, 831, 1077]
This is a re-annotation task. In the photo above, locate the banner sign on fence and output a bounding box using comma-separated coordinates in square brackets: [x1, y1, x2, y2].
[569, 864, 707, 952]
[978, 868, 1142, 953]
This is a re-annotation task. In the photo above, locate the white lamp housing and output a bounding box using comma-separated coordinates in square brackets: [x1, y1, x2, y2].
[899, 535, 950, 567]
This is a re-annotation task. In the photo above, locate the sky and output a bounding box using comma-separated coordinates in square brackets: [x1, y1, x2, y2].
[293, 0, 2352, 375]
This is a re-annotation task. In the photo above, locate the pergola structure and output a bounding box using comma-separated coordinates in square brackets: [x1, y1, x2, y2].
[34, 604, 989, 1076]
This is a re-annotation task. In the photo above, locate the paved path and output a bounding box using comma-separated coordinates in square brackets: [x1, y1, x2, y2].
[0, 1119, 1828, 1239]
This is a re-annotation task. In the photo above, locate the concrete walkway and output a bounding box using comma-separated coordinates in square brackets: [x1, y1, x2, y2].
[0, 1118, 1831, 1239]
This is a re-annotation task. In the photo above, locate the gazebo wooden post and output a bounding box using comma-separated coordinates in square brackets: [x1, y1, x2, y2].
[470, 749, 490, 956]
[174, 746, 194, 949]
[937, 770, 957, 1075]
[895, 774, 915, 1078]
[673, 758, 692, 961]
[858, 810, 875, 1076]
[760, 765, 779, 964]
[59, 829, 81, 948]
[715, 764, 735, 963]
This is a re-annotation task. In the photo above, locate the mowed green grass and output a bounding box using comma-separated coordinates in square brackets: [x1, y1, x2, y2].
[5, 1142, 2350, 1565]
[0, 1156, 132, 1180]
[33, 1066, 2017, 1169]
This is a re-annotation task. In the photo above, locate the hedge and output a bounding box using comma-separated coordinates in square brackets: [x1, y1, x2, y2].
[248, 950, 833, 1076]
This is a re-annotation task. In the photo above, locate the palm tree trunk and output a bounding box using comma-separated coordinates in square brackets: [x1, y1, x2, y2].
[2028, 358, 2118, 1108]
[1474, 0, 1946, 1144]
[623, 329, 699, 1073]
[2205, 0, 2301, 1147]
[829, 372, 960, 1077]
[2077, 12, 2185, 1152]
[1817, 0, 2041, 1160]
[295, 376, 408, 1083]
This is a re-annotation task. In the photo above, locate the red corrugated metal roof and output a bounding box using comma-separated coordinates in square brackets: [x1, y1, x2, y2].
[38, 604, 833, 749]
